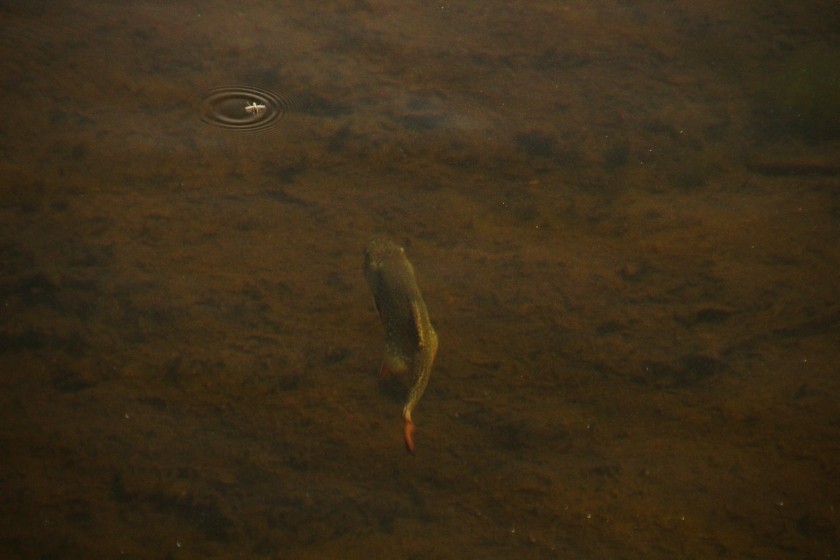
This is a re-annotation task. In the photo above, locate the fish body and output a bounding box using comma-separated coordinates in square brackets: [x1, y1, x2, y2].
[364, 236, 438, 453]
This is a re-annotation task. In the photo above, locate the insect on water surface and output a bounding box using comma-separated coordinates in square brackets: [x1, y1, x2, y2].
[245, 101, 266, 115]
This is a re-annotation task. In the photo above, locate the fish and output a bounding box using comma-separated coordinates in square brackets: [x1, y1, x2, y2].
[364, 236, 438, 453]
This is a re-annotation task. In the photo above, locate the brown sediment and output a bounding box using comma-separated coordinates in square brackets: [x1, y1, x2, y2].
[3, 2, 838, 557]
[746, 158, 840, 176]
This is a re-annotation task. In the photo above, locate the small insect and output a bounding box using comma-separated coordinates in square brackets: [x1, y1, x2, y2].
[245, 101, 266, 115]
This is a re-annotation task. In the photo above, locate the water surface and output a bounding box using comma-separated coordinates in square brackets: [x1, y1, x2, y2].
[1, 0, 838, 558]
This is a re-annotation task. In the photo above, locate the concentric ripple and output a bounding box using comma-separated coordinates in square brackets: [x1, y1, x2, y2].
[199, 85, 291, 133]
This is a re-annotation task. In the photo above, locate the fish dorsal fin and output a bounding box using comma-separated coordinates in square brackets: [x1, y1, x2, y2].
[410, 300, 427, 348]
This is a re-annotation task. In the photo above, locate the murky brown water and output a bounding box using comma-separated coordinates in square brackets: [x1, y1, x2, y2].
[1, 0, 838, 558]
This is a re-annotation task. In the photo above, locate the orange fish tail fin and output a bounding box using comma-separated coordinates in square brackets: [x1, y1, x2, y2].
[403, 416, 416, 454]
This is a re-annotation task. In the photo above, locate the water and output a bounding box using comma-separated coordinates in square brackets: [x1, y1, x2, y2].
[199, 85, 291, 132]
[1, 0, 838, 558]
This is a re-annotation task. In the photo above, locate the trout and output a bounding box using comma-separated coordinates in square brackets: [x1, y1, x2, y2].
[364, 236, 438, 453]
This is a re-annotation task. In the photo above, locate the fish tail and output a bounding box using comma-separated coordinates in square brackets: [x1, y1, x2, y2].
[403, 410, 415, 454]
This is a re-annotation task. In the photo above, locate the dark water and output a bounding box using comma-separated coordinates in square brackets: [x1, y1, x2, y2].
[1, 1, 838, 558]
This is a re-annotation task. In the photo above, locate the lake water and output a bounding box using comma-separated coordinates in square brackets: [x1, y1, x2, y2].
[1, 0, 838, 558]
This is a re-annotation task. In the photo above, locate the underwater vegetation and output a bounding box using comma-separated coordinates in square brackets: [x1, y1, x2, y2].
[752, 45, 840, 143]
